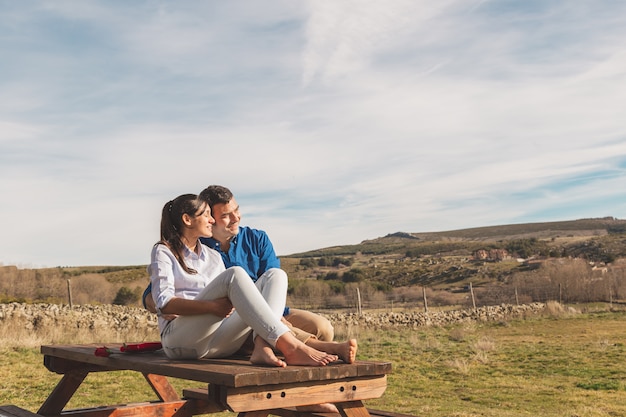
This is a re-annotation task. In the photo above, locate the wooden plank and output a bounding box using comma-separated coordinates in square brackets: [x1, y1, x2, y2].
[44, 356, 113, 375]
[0, 405, 41, 417]
[263, 407, 418, 417]
[365, 410, 417, 417]
[40, 345, 391, 389]
[336, 401, 371, 417]
[221, 376, 387, 412]
[142, 374, 180, 402]
[237, 412, 270, 417]
[264, 402, 393, 417]
[38, 371, 89, 416]
[43, 401, 190, 417]
[35, 398, 227, 417]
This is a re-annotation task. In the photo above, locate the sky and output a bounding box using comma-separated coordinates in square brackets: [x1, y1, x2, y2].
[1, 1, 626, 268]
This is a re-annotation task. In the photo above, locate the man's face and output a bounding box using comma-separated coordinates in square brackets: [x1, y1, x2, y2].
[210, 198, 241, 242]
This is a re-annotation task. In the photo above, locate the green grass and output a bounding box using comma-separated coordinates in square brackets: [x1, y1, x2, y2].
[2, 311, 626, 416]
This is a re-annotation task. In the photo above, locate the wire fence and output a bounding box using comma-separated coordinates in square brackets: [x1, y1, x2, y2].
[287, 279, 625, 313]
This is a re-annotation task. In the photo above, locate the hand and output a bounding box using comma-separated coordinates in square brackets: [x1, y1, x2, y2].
[144, 290, 177, 320]
[144, 290, 158, 314]
[211, 297, 235, 318]
[160, 313, 179, 321]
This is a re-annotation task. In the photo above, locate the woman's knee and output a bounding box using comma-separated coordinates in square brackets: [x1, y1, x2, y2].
[228, 266, 251, 281]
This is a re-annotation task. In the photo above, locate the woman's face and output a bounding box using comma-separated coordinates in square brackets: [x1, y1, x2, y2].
[189, 202, 215, 238]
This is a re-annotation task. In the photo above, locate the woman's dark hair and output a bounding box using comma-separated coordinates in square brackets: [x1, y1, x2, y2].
[159, 193, 206, 274]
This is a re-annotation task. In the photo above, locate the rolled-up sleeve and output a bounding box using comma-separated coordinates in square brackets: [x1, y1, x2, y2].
[148, 244, 177, 314]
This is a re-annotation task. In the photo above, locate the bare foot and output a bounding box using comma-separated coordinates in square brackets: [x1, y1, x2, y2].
[250, 337, 286, 367]
[296, 403, 339, 413]
[306, 338, 358, 364]
[336, 339, 358, 364]
[276, 333, 338, 366]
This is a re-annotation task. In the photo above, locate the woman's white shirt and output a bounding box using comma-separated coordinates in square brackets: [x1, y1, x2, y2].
[148, 242, 226, 320]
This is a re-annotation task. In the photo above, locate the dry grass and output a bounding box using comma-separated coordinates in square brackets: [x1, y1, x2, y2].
[3, 305, 626, 416]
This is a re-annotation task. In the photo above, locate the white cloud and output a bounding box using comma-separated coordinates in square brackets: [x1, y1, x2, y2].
[1, 0, 625, 266]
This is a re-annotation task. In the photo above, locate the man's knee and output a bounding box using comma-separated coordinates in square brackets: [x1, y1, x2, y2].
[285, 309, 335, 342]
[316, 317, 334, 342]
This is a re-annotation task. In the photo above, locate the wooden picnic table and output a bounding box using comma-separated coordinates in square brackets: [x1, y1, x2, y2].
[37, 343, 392, 417]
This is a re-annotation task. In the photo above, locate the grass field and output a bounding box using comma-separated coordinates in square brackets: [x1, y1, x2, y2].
[2, 305, 626, 417]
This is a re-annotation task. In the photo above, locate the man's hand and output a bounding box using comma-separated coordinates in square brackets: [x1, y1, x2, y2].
[144, 290, 158, 313]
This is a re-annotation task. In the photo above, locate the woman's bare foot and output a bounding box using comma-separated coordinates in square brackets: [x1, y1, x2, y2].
[306, 338, 358, 364]
[250, 337, 286, 367]
[276, 333, 338, 366]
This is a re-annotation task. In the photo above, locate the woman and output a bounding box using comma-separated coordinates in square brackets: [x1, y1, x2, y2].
[149, 193, 338, 366]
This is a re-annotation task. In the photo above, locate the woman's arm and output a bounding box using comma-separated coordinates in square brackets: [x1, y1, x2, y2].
[160, 296, 234, 318]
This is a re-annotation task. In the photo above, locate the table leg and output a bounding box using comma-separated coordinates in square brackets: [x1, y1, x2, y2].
[38, 370, 89, 416]
[237, 412, 270, 417]
[337, 401, 372, 417]
[143, 373, 180, 402]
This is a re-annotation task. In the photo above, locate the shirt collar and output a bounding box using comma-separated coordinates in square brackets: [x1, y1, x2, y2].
[182, 240, 205, 259]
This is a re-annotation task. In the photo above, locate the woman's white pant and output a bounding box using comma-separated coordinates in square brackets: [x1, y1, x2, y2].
[161, 266, 290, 359]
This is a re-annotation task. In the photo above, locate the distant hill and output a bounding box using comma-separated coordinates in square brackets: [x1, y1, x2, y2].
[281, 217, 626, 294]
[287, 217, 626, 258]
[2, 217, 626, 307]
[373, 217, 626, 242]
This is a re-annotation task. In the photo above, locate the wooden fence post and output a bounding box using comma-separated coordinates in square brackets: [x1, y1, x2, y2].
[470, 282, 476, 311]
[67, 279, 73, 307]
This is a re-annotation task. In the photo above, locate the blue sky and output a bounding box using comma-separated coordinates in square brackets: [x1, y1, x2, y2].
[1, 1, 626, 267]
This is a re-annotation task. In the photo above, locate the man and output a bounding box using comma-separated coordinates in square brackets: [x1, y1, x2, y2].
[198, 185, 335, 343]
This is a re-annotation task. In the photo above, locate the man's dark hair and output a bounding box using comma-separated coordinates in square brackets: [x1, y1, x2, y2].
[199, 185, 233, 208]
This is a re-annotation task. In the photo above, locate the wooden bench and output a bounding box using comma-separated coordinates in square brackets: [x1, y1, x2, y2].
[0, 406, 42, 417]
[38, 344, 392, 417]
[270, 409, 417, 417]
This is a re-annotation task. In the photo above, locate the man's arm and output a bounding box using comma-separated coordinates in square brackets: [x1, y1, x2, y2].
[257, 230, 281, 274]
[143, 285, 158, 313]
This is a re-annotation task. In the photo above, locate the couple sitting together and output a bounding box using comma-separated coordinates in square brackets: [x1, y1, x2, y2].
[144, 185, 357, 369]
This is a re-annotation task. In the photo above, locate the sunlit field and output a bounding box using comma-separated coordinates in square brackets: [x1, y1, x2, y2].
[2, 304, 626, 417]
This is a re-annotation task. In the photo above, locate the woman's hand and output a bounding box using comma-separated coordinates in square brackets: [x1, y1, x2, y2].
[210, 297, 235, 318]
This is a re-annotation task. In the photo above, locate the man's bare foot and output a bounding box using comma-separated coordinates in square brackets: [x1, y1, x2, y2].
[336, 339, 357, 364]
[306, 338, 358, 364]
[276, 333, 338, 366]
[250, 337, 286, 367]
[296, 403, 339, 413]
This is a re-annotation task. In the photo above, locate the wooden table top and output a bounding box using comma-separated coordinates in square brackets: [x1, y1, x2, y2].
[41, 344, 392, 389]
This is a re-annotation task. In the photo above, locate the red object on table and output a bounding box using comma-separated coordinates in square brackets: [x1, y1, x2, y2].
[121, 342, 163, 352]
[94, 342, 162, 356]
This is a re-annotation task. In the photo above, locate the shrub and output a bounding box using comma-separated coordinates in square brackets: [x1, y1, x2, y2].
[113, 286, 140, 306]
[342, 268, 365, 283]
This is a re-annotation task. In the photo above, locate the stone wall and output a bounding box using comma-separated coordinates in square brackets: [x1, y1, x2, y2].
[324, 302, 546, 328]
[0, 302, 159, 332]
[0, 302, 546, 334]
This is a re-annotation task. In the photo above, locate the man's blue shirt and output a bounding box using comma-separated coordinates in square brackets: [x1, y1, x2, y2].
[200, 226, 280, 282]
